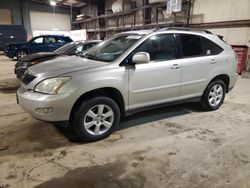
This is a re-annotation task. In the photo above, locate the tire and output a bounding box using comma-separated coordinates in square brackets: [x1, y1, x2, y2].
[200, 79, 226, 111]
[16, 50, 28, 60]
[71, 97, 120, 142]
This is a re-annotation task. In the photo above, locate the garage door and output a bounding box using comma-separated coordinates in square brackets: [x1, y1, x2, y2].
[30, 11, 71, 31]
[0, 9, 12, 25]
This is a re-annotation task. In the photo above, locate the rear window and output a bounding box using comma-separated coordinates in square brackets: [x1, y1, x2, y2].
[63, 37, 73, 42]
[179, 34, 223, 58]
[180, 34, 203, 57]
[202, 37, 223, 55]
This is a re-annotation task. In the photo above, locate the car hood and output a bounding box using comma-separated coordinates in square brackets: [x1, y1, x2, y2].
[28, 56, 109, 78]
[20, 52, 58, 62]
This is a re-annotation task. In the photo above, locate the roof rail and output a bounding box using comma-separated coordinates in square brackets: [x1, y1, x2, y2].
[157, 27, 213, 34]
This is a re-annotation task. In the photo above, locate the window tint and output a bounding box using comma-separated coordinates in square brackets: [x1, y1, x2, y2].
[86, 43, 97, 50]
[33, 37, 43, 44]
[134, 34, 177, 61]
[81, 44, 88, 51]
[202, 37, 223, 55]
[45, 37, 57, 43]
[63, 37, 73, 42]
[180, 34, 203, 57]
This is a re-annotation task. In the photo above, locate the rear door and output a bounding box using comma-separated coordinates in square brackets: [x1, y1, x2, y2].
[178, 34, 224, 100]
[44, 36, 59, 51]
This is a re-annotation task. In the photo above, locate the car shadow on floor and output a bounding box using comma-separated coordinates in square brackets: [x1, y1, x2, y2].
[53, 102, 203, 142]
[117, 103, 202, 131]
[0, 102, 203, 156]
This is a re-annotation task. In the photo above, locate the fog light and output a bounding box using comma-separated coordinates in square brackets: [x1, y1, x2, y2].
[35, 107, 54, 115]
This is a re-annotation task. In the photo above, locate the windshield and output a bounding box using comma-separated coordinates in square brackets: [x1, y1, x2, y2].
[54, 42, 79, 54]
[83, 34, 143, 62]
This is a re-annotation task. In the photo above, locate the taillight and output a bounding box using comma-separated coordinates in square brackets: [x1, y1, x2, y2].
[234, 51, 238, 62]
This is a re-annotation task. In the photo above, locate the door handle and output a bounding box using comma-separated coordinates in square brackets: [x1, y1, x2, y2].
[210, 59, 217, 64]
[171, 64, 181, 69]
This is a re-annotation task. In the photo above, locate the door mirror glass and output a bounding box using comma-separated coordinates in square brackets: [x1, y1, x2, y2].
[132, 52, 150, 64]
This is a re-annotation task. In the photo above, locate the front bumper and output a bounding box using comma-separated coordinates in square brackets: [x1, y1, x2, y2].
[15, 67, 28, 79]
[17, 87, 74, 122]
[4, 49, 16, 58]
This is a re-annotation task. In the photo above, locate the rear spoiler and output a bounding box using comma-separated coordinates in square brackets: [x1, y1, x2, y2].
[217, 35, 224, 40]
[217, 35, 228, 44]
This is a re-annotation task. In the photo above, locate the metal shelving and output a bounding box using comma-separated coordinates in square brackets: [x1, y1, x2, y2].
[74, 0, 193, 39]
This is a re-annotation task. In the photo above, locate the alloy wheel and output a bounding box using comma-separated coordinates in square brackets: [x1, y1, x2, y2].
[208, 84, 224, 107]
[17, 51, 27, 59]
[84, 104, 114, 136]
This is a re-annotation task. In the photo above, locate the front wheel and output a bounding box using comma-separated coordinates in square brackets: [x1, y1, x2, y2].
[16, 50, 28, 60]
[200, 80, 226, 111]
[71, 97, 120, 142]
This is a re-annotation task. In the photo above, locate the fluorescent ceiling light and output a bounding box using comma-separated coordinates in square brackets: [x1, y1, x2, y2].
[50, 1, 57, 6]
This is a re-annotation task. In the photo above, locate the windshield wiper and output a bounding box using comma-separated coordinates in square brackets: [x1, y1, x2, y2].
[81, 53, 99, 61]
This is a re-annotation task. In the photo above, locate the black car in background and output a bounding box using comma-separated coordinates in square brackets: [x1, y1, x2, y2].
[0, 25, 27, 51]
[15, 40, 101, 79]
[4, 35, 73, 59]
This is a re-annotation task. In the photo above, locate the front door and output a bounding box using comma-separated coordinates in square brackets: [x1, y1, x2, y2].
[29, 36, 45, 53]
[128, 34, 182, 110]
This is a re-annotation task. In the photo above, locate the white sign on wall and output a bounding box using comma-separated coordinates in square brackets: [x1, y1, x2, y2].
[33, 30, 70, 37]
[166, 0, 182, 14]
[70, 30, 87, 41]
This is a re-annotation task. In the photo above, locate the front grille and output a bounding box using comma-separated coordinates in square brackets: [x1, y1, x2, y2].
[22, 72, 36, 85]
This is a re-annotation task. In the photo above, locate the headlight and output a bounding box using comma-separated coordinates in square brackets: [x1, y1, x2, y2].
[10, 46, 17, 50]
[34, 77, 71, 94]
[17, 61, 30, 67]
[31, 61, 38, 65]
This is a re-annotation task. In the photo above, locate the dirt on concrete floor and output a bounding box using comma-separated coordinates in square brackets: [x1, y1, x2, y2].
[0, 55, 250, 188]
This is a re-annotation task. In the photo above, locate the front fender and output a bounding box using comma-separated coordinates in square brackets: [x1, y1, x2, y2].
[59, 66, 129, 110]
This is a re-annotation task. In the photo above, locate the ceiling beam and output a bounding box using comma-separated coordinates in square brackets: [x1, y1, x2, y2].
[76, 0, 104, 6]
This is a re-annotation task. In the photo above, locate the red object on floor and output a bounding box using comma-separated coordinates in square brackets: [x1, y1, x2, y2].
[231, 45, 249, 74]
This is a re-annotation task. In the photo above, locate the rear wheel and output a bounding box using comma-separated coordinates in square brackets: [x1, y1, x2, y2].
[71, 97, 120, 142]
[16, 50, 28, 60]
[200, 80, 226, 111]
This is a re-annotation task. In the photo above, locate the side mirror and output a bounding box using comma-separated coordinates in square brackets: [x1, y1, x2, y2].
[132, 52, 150, 64]
[69, 50, 80, 56]
[68, 51, 76, 56]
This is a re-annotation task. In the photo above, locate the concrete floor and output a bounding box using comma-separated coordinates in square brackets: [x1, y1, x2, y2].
[0, 55, 250, 188]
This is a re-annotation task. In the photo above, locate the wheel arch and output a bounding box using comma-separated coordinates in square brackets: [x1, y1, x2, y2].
[207, 74, 230, 93]
[16, 49, 29, 56]
[70, 87, 125, 122]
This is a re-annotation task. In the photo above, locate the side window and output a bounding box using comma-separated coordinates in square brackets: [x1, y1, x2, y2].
[201, 37, 223, 55]
[33, 37, 43, 44]
[45, 37, 57, 44]
[180, 34, 203, 57]
[133, 34, 177, 61]
[86, 43, 97, 50]
[76, 45, 83, 53]
[58, 38, 66, 43]
[63, 37, 72, 43]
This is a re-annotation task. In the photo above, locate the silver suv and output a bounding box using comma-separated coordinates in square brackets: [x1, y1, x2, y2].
[17, 28, 238, 141]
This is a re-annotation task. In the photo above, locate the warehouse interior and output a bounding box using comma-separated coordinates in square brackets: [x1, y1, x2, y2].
[0, 0, 250, 187]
